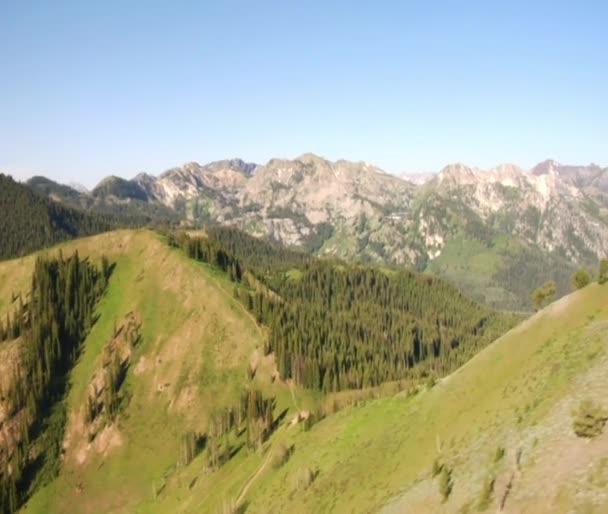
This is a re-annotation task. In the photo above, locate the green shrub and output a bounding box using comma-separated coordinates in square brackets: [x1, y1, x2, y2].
[493, 446, 505, 463]
[439, 466, 453, 502]
[431, 458, 443, 477]
[477, 475, 495, 511]
[599, 259, 608, 285]
[531, 280, 557, 310]
[572, 400, 608, 438]
[293, 466, 318, 491]
[572, 269, 592, 290]
[271, 443, 293, 469]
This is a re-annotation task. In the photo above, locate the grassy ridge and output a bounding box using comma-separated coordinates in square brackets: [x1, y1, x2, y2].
[12, 231, 283, 513]
[4, 230, 606, 513]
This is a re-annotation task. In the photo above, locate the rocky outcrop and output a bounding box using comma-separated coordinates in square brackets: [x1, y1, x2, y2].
[28, 155, 608, 307]
[63, 312, 141, 465]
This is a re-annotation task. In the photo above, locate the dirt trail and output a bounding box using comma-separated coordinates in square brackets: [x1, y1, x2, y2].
[235, 449, 273, 505]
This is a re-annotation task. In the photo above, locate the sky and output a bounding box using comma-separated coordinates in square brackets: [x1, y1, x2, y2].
[1, 0, 607, 187]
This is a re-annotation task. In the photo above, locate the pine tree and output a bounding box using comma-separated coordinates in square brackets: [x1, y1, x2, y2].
[0, 252, 109, 511]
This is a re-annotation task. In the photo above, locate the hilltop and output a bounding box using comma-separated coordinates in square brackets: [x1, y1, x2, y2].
[0, 230, 278, 513]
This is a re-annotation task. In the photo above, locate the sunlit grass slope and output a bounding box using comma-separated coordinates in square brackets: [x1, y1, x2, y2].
[5, 230, 297, 514]
[175, 282, 606, 514]
[233, 282, 608, 514]
[4, 230, 606, 513]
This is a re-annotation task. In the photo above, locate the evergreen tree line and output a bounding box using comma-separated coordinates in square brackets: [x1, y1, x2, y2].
[0, 174, 118, 260]
[0, 252, 109, 514]
[188, 388, 276, 471]
[169, 230, 519, 393]
[167, 231, 244, 281]
[493, 246, 576, 311]
[166, 226, 311, 281]
[205, 225, 312, 274]
[0, 174, 176, 261]
[249, 262, 518, 391]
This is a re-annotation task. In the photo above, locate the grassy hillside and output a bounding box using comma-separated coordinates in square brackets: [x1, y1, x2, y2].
[0, 230, 305, 513]
[425, 234, 578, 311]
[170, 280, 606, 514]
[2, 230, 606, 513]
[231, 284, 608, 513]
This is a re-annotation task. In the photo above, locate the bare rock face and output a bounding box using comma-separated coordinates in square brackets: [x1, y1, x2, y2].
[134, 160, 253, 207]
[33, 154, 608, 306]
[63, 312, 142, 466]
[532, 159, 608, 192]
[427, 162, 608, 263]
[229, 154, 415, 251]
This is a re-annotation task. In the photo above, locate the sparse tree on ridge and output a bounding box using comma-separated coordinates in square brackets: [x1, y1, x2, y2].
[572, 268, 592, 290]
[439, 466, 453, 502]
[599, 259, 608, 285]
[531, 280, 557, 310]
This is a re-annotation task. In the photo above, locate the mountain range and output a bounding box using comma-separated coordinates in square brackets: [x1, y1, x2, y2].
[24, 155, 608, 310]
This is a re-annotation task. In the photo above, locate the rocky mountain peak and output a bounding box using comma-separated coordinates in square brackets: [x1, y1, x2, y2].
[490, 163, 524, 176]
[296, 152, 328, 165]
[486, 163, 528, 187]
[436, 163, 480, 185]
[530, 160, 608, 193]
[132, 172, 156, 185]
[206, 158, 258, 175]
[531, 159, 561, 175]
[23, 154, 608, 312]
[67, 182, 89, 194]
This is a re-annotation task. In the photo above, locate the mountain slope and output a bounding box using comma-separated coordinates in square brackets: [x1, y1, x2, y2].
[0, 230, 284, 513]
[91, 176, 149, 201]
[186, 282, 606, 513]
[0, 227, 515, 513]
[381, 283, 608, 513]
[0, 174, 113, 260]
[26, 156, 608, 311]
[26, 176, 179, 225]
[416, 162, 608, 308]
[1, 231, 605, 513]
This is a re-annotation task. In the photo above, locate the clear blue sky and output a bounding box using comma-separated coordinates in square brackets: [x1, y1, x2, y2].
[1, 1, 607, 186]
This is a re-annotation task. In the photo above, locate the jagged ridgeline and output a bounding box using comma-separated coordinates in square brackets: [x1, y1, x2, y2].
[168, 228, 520, 392]
[0, 251, 110, 514]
